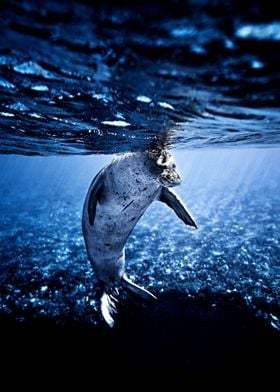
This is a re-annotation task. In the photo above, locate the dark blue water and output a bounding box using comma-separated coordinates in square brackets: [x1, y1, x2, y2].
[0, 0, 279, 384]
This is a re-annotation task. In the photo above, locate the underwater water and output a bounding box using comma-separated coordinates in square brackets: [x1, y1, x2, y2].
[0, 149, 279, 327]
[0, 0, 279, 385]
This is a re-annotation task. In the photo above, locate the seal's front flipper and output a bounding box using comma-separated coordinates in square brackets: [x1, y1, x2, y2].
[85, 168, 106, 226]
[160, 187, 197, 228]
[122, 275, 157, 302]
[101, 291, 118, 328]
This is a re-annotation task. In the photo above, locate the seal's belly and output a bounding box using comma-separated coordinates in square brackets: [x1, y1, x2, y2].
[92, 198, 148, 256]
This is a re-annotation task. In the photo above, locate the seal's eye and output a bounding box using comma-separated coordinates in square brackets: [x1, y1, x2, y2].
[157, 151, 170, 167]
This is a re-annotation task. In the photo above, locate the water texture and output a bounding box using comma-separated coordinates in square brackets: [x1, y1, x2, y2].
[0, 0, 279, 154]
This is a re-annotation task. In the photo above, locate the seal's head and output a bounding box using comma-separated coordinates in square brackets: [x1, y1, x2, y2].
[148, 150, 181, 187]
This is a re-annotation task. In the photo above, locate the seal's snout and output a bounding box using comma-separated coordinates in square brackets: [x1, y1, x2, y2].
[172, 171, 182, 186]
[159, 167, 181, 187]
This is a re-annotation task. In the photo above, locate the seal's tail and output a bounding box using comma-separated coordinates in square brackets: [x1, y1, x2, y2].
[100, 277, 157, 328]
[100, 290, 118, 328]
[122, 274, 157, 302]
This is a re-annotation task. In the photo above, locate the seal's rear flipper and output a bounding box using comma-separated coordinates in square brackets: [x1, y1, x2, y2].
[122, 275, 157, 302]
[101, 280, 156, 327]
[160, 187, 197, 228]
[101, 292, 118, 328]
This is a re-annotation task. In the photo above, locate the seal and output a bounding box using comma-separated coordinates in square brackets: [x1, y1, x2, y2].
[82, 150, 197, 327]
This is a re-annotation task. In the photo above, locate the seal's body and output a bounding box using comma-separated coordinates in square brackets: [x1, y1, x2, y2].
[82, 151, 196, 327]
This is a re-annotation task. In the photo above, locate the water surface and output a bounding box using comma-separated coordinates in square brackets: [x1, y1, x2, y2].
[0, 0, 279, 154]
